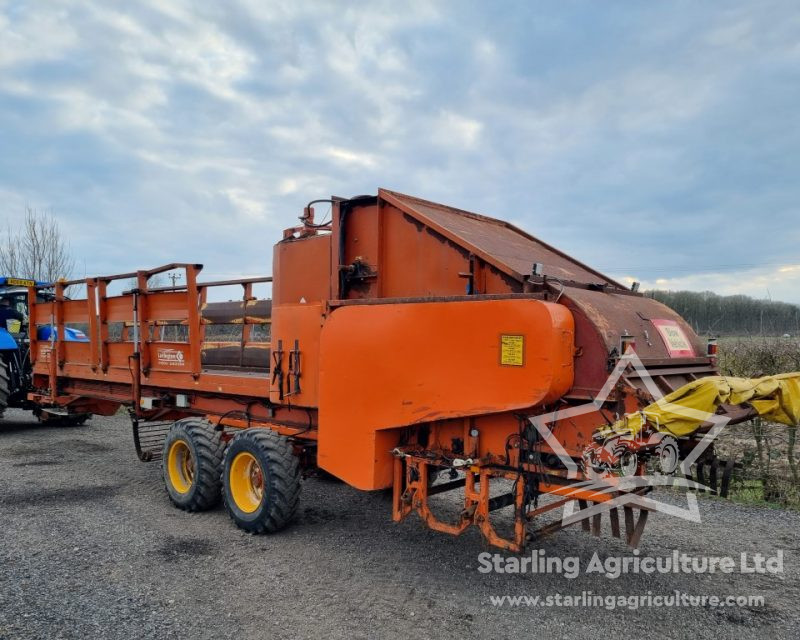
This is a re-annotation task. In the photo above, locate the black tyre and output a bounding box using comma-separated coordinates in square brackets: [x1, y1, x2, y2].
[222, 429, 300, 534]
[162, 417, 225, 511]
[655, 435, 680, 475]
[613, 443, 639, 477]
[0, 359, 9, 418]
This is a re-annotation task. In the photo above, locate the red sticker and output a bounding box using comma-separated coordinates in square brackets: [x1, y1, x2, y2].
[651, 319, 695, 357]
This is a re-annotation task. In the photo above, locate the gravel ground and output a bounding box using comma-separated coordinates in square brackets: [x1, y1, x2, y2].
[0, 409, 798, 639]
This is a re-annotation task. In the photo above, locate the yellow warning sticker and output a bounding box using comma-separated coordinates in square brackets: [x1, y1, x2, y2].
[500, 335, 525, 366]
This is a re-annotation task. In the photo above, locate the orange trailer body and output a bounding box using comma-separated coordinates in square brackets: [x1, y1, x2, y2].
[24, 189, 719, 551]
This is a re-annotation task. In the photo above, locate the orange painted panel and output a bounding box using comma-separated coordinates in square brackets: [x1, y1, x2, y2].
[62, 342, 92, 366]
[105, 296, 134, 323]
[318, 298, 574, 489]
[379, 203, 474, 298]
[106, 342, 135, 368]
[60, 299, 90, 324]
[33, 301, 53, 325]
[272, 234, 331, 305]
[144, 291, 191, 322]
[269, 303, 324, 407]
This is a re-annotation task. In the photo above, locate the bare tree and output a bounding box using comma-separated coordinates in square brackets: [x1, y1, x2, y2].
[0, 207, 75, 282]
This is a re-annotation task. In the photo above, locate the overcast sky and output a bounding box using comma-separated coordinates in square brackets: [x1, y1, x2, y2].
[1, 1, 799, 301]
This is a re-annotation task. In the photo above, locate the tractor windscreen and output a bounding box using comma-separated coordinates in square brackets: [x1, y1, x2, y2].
[0, 288, 28, 334]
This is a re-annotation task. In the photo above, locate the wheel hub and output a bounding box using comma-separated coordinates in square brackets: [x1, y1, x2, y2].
[229, 451, 265, 513]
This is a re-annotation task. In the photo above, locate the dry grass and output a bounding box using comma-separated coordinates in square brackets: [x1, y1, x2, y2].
[713, 337, 800, 508]
[718, 335, 800, 378]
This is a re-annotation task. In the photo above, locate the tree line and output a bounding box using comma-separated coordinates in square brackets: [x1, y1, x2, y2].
[646, 290, 800, 336]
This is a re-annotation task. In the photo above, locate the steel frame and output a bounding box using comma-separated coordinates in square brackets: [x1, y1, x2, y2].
[392, 451, 652, 552]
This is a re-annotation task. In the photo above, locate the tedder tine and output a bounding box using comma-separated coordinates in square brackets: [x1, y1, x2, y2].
[624, 506, 635, 539]
[609, 508, 621, 538]
[709, 458, 719, 494]
[720, 459, 736, 498]
[627, 510, 649, 548]
[578, 500, 590, 532]
[591, 513, 601, 537]
[696, 462, 706, 493]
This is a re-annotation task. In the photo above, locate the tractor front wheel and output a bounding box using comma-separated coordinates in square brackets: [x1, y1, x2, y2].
[222, 429, 300, 534]
[162, 418, 225, 511]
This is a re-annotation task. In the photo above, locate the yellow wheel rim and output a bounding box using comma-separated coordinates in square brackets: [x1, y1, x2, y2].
[229, 451, 264, 514]
[167, 440, 195, 494]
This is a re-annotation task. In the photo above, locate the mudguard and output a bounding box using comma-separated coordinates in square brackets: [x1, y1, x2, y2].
[0, 328, 17, 350]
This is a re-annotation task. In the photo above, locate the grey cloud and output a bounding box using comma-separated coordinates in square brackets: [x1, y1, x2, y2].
[0, 1, 798, 300]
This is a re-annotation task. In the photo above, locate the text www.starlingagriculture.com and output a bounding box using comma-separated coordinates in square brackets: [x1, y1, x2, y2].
[489, 591, 765, 611]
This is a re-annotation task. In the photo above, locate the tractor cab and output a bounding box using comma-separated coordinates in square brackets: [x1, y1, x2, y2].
[0, 277, 91, 423]
[0, 277, 44, 342]
[0, 277, 46, 415]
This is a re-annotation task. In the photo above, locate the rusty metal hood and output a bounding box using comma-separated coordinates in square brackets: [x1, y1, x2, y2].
[379, 189, 625, 288]
[562, 287, 704, 361]
[561, 286, 715, 398]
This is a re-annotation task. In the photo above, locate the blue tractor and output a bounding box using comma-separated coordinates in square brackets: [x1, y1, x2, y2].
[0, 277, 90, 425]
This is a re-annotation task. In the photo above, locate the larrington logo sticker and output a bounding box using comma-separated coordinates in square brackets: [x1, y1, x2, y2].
[157, 348, 185, 367]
